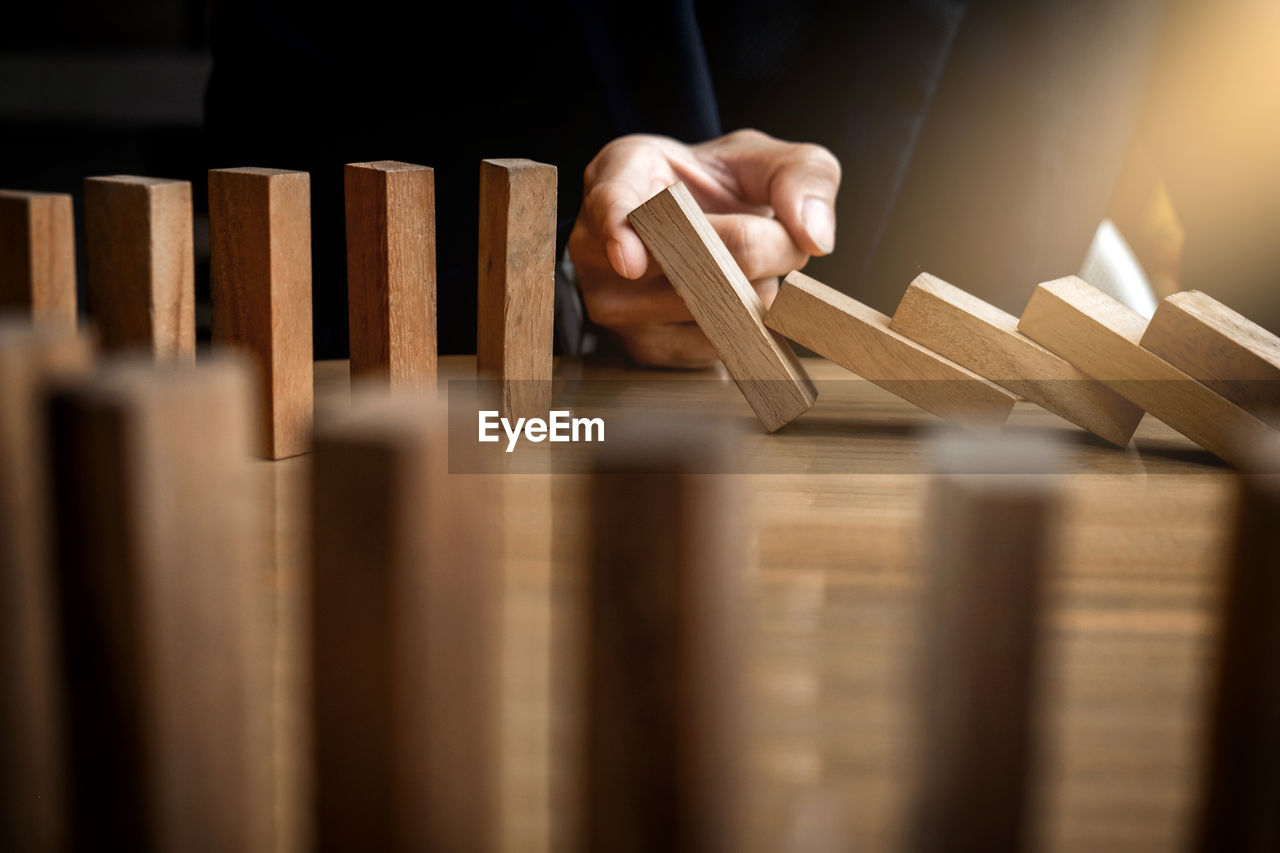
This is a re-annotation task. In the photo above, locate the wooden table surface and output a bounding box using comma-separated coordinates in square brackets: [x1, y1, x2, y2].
[260, 355, 1235, 853]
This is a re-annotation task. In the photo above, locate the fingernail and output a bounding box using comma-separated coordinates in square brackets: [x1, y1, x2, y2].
[802, 197, 835, 254]
[607, 238, 630, 278]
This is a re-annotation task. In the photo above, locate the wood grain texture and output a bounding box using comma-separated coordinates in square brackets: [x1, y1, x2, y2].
[628, 182, 817, 432]
[0, 190, 76, 322]
[311, 393, 496, 852]
[583, 417, 745, 853]
[0, 319, 92, 852]
[1140, 290, 1280, 428]
[1194, 435, 1280, 853]
[913, 434, 1061, 853]
[890, 273, 1144, 445]
[46, 356, 271, 852]
[477, 158, 555, 420]
[84, 176, 195, 361]
[345, 161, 436, 388]
[1018, 276, 1272, 468]
[765, 271, 1015, 430]
[209, 167, 313, 459]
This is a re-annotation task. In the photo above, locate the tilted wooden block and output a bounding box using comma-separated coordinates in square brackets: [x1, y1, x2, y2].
[912, 432, 1060, 853]
[0, 319, 93, 852]
[1194, 434, 1280, 853]
[345, 161, 436, 388]
[311, 393, 496, 852]
[0, 190, 76, 322]
[890, 272, 1144, 445]
[1018, 276, 1272, 467]
[764, 271, 1015, 430]
[84, 176, 195, 361]
[46, 356, 271, 852]
[584, 417, 745, 853]
[477, 158, 555, 420]
[1140, 290, 1280, 428]
[209, 167, 314, 459]
[628, 182, 817, 432]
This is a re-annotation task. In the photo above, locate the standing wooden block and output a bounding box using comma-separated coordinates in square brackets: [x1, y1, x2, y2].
[890, 272, 1144, 445]
[0, 190, 76, 322]
[84, 176, 195, 361]
[912, 433, 1061, 853]
[584, 417, 745, 853]
[311, 394, 496, 852]
[477, 158, 555, 420]
[1195, 434, 1280, 853]
[628, 182, 817, 432]
[1018, 276, 1272, 467]
[0, 319, 92, 852]
[345, 161, 436, 388]
[1139, 290, 1280, 428]
[765, 271, 1015, 430]
[46, 356, 271, 852]
[209, 167, 313, 459]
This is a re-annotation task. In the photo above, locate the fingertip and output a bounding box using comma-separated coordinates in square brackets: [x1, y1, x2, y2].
[609, 233, 649, 280]
[801, 196, 836, 256]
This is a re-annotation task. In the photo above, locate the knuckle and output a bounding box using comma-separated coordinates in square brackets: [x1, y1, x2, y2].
[795, 142, 841, 181]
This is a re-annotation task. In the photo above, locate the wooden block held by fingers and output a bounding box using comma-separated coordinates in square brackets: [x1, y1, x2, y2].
[1195, 434, 1280, 853]
[311, 394, 496, 851]
[628, 182, 817, 432]
[1017, 276, 1272, 467]
[1140, 290, 1280, 428]
[209, 167, 313, 459]
[912, 432, 1061, 853]
[765, 271, 1015, 430]
[0, 319, 93, 852]
[584, 416, 745, 853]
[345, 161, 436, 388]
[84, 176, 195, 360]
[477, 158, 555, 420]
[46, 356, 272, 852]
[0, 191, 76, 322]
[890, 272, 1144, 445]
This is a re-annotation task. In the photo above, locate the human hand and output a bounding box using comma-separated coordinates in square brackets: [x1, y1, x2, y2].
[568, 129, 841, 367]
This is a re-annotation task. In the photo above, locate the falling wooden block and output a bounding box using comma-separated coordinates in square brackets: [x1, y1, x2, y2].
[345, 161, 436, 388]
[0, 190, 76, 322]
[84, 176, 195, 361]
[46, 355, 272, 852]
[1018, 276, 1272, 467]
[311, 393, 496, 852]
[0, 318, 92, 852]
[890, 272, 1144, 445]
[583, 416, 745, 853]
[209, 167, 313, 459]
[477, 158, 555, 420]
[628, 182, 817, 432]
[764, 271, 1015, 430]
[1139, 290, 1280, 428]
[912, 432, 1061, 853]
[1194, 433, 1280, 853]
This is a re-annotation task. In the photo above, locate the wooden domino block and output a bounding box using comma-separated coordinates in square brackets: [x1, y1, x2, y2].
[1018, 276, 1272, 467]
[912, 432, 1061, 853]
[0, 191, 76, 322]
[311, 393, 496, 851]
[1139, 290, 1280, 428]
[84, 176, 195, 360]
[628, 182, 817, 432]
[477, 158, 555, 420]
[1195, 434, 1280, 852]
[209, 167, 314, 459]
[345, 161, 436, 388]
[0, 319, 92, 852]
[46, 356, 271, 851]
[765, 271, 1015, 430]
[890, 272, 1144, 445]
[584, 417, 744, 853]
